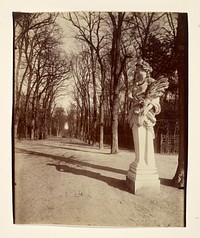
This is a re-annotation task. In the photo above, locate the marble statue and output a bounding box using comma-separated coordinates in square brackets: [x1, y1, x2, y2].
[126, 59, 169, 194]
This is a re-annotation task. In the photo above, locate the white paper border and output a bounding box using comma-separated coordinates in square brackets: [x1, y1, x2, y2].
[1, 0, 200, 237]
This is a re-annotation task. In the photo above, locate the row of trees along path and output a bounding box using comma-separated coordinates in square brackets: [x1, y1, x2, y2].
[14, 12, 187, 188]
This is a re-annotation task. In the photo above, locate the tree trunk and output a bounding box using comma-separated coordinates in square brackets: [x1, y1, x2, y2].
[31, 119, 35, 140]
[56, 126, 59, 138]
[87, 84, 91, 145]
[99, 94, 104, 149]
[111, 92, 119, 153]
[14, 39, 24, 139]
[90, 48, 97, 145]
[108, 12, 125, 154]
[49, 125, 52, 138]
[173, 13, 188, 188]
[14, 118, 19, 140]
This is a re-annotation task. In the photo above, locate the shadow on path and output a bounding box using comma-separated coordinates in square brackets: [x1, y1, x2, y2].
[159, 178, 176, 187]
[16, 147, 178, 189]
[47, 163, 130, 193]
[16, 147, 130, 193]
[16, 148, 127, 175]
[37, 144, 110, 155]
[64, 139, 135, 153]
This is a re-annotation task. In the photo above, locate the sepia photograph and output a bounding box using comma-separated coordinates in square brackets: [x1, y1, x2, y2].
[13, 11, 187, 227]
[2, 0, 200, 237]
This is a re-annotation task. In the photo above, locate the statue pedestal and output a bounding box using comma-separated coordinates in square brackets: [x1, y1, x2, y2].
[126, 124, 160, 194]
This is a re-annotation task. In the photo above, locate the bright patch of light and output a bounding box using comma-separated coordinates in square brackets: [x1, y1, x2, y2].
[64, 122, 69, 130]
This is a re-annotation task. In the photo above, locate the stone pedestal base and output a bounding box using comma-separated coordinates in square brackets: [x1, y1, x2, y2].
[126, 162, 160, 195]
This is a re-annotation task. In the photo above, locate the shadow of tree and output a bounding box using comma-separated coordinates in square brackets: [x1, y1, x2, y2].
[16, 148, 127, 175]
[47, 163, 130, 193]
[159, 178, 175, 187]
[16, 147, 130, 193]
[37, 143, 110, 155]
[62, 139, 135, 153]
[16, 147, 179, 190]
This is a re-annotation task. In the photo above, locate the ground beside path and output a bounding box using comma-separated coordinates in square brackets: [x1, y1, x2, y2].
[14, 137, 185, 227]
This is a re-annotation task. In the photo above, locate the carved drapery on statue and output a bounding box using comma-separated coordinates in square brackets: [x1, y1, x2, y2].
[128, 59, 169, 137]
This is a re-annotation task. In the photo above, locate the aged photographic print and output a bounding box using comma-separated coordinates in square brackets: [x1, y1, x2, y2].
[13, 12, 188, 227]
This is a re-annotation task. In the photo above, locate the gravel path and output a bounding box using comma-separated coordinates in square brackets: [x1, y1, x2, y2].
[14, 138, 185, 227]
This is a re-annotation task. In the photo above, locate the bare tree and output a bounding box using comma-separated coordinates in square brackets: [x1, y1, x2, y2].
[14, 12, 70, 139]
[64, 12, 109, 148]
[14, 12, 59, 138]
[70, 51, 92, 142]
[108, 12, 130, 153]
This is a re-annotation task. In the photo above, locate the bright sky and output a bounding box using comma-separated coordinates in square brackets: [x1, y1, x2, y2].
[55, 14, 78, 111]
